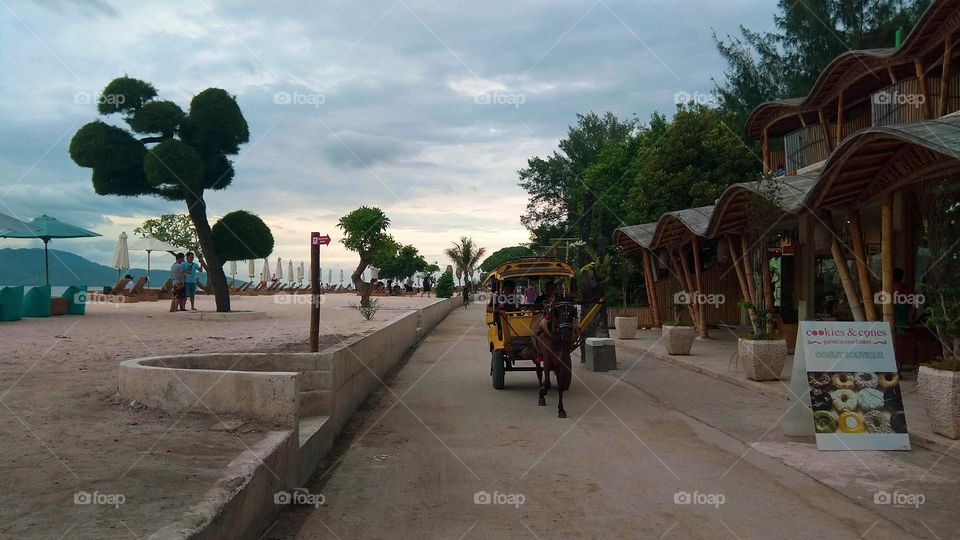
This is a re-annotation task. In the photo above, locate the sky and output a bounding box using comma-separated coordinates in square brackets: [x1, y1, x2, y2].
[0, 0, 776, 279]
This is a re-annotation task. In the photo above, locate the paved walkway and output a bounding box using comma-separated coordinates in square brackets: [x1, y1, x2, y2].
[612, 328, 958, 458]
[267, 303, 958, 539]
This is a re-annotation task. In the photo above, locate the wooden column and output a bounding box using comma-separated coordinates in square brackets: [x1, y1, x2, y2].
[849, 211, 877, 321]
[939, 33, 953, 118]
[819, 109, 833, 151]
[915, 59, 931, 119]
[641, 249, 661, 327]
[830, 236, 866, 322]
[691, 236, 708, 338]
[669, 247, 698, 329]
[881, 193, 895, 326]
[726, 235, 754, 323]
[762, 128, 771, 173]
[740, 235, 758, 306]
[309, 231, 321, 352]
[835, 90, 845, 142]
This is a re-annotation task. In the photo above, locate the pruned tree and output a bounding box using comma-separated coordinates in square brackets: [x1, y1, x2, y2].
[69, 76, 250, 311]
[211, 210, 274, 262]
[337, 206, 393, 307]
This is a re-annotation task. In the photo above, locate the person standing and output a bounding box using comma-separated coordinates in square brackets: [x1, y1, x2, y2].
[181, 252, 202, 311]
[169, 253, 185, 312]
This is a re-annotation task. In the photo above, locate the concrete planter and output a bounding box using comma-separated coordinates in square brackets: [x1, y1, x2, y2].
[614, 316, 639, 339]
[739, 338, 786, 381]
[918, 366, 960, 439]
[662, 325, 695, 355]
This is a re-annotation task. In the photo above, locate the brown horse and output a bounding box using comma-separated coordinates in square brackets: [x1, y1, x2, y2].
[530, 297, 578, 418]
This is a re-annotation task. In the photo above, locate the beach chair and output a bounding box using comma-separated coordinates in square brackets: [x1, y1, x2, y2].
[106, 278, 131, 295]
[158, 279, 174, 294]
[22, 285, 52, 318]
[61, 285, 87, 315]
[0, 286, 24, 322]
[123, 277, 148, 296]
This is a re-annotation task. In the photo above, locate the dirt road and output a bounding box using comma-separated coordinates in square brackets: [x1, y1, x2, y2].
[268, 303, 923, 539]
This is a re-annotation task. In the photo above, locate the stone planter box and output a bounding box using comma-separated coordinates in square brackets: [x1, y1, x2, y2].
[662, 325, 695, 355]
[614, 316, 638, 339]
[739, 338, 786, 381]
[918, 366, 960, 439]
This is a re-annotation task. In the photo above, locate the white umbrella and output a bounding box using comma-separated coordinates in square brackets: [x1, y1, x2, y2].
[229, 260, 238, 281]
[248, 259, 256, 282]
[339, 269, 344, 284]
[370, 267, 379, 280]
[298, 261, 305, 283]
[276, 257, 283, 283]
[128, 236, 179, 285]
[262, 259, 271, 282]
[287, 260, 294, 282]
[110, 232, 130, 280]
[328, 269, 332, 283]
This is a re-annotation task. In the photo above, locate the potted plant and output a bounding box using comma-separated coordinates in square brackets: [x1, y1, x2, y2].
[916, 182, 960, 438]
[615, 315, 639, 339]
[738, 301, 786, 380]
[662, 301, 695, 355]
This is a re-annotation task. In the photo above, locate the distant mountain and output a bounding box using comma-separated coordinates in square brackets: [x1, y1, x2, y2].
[0, 248, 172, 288]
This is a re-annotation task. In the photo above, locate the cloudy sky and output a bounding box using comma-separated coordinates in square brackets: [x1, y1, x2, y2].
[0, 0, 775, 278]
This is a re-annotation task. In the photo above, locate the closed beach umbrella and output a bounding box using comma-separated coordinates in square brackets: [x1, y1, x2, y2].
[2, 215, 102, 285]
[229, 260, 237, 281]
[128, 236, 178, 285]
[110, 232, 130, 280]
[262, 259, 271, 282]
[287, 260, 294, 282]
[276, 258, 283, 282]
[339, 269, 344, 284]
[328, 268, 332, 283]
[298, 261, 305, 283]
[248, 259, 256, 282]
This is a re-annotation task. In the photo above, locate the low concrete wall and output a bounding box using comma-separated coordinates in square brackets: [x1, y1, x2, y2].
[419, 295, 464, 336]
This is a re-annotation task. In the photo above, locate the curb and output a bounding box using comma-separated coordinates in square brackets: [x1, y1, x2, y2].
[629, 340, 960, 462]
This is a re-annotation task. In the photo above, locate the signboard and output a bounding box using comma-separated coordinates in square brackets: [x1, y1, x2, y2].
[312, 234, 331, 246]
[784, 321, 909, 451]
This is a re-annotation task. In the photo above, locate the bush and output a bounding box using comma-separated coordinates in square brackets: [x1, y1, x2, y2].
[350, 298, 382, 321]
[435, 271, 454, 298]
[211, 210, 274, 261]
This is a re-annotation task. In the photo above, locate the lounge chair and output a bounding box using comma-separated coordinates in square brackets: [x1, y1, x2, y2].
[0, 286, 24, 322]
[106, 278, 131, 295]
[124, 277, 148, 296]
[158, 278, 174, 294]
[61, 285, 87, 315]
[22, 285, 52, 318]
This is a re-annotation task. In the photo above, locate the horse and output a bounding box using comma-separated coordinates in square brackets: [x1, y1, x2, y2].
[530, 296, 579, 418]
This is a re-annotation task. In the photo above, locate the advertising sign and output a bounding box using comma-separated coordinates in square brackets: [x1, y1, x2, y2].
[784, 321, 909, 451]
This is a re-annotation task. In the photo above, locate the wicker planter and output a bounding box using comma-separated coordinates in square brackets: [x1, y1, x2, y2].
[662, 325, 695, 355]
[918, 366, 960, 439]
[614, 316, 638, 339]
[739, 338, 786, 381]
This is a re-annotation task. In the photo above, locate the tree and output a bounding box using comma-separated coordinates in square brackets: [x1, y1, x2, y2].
[69, 77, 250, 312]
[435, 271, 454, 298]
[134, 213, 203, 265]
[714, 0, 930, 134]
[374, 243, 428, 282]
[211, 211, 274, 262]
[337, 206, 393, 307]
[444, 236, 486, 287]
[480, 245, 533, 272]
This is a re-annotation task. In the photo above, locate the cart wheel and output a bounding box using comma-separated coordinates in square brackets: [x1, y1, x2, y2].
[491, 351, 505, 389]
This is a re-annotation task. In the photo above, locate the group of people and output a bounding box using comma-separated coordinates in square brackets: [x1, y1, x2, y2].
[488, 279, 560, 311]
[169, 252, 202, 312]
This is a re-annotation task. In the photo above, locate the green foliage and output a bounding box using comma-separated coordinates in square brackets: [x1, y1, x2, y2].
[918, 181, 960, 364]
[69, 121, 145, 170]
[337, 206, 392, 260]
[480, 245, 533, 272]
[135, 214, 201, 259]
[739, 300, 779, 340]
[181, 88, 250, 157]
[129, 100, 185, 137]
[374, 243, 427, 281]
[212, 211, 274, 261]
[444, 236, 486, 284]
[91, 165, 148, 196]
[435, 271, 454, 298]
[98, 76, 157, 115]
[350, 298, 383, 321]
[144, 139, 204, 191]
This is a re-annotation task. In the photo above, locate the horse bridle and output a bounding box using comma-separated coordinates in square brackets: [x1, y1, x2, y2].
[541, 298, 577, 341]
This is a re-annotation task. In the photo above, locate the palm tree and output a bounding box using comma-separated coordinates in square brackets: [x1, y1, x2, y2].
[444, 236, 486, 288]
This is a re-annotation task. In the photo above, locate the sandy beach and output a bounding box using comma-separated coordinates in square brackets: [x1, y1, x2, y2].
[0, 292, 443, 539]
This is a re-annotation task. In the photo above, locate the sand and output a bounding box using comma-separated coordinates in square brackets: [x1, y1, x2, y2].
[0, 292, 442, 539]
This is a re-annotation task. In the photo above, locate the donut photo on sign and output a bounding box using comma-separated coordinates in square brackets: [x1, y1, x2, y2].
[807, 371, 907, 436]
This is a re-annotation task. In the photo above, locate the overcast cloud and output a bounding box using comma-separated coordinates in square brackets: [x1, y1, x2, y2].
[0, 0, 775, 276]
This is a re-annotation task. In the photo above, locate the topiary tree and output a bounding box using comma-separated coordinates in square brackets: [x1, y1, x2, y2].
[69, 76, 250, 312]
[337, 206, 394, 307]
[211, 211, 274, 262]
[435, 271, 454, 298]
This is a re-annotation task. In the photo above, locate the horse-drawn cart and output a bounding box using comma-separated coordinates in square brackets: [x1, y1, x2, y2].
[483, 257, 602, 395]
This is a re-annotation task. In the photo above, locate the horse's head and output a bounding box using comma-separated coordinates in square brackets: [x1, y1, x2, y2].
[549, 296, 578, 343]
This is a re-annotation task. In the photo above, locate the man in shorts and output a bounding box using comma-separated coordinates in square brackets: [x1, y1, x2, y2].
[170, 253, 185, 312]
[181, 251, 203, 311]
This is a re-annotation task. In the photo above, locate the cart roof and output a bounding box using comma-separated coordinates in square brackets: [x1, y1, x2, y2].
[483, 257, 574, 284]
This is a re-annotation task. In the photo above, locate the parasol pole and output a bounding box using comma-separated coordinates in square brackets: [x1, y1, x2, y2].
[44, 238, 50, 285]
